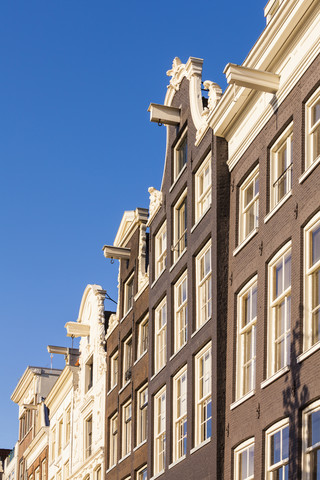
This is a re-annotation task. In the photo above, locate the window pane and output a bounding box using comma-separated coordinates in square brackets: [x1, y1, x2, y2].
[271, 431, 281, 465]
[312, 226, 320, 265]
[282, 425, 289, 460]
[312, 101, 320, 126]
[310, 410, 320, 446]
[276, 262, 283, 298]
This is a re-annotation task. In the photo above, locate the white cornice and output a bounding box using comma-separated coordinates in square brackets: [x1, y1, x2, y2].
[45, 366, 78, 414]
[23, 427, 48, 466]
[113, 208, 148, 248]
[11, 367, 61, 404]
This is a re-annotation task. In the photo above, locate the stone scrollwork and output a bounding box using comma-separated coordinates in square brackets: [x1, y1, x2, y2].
[148, 187, 163, 225]
[166, 57, 186, 91]
[203, 80, 223, 110]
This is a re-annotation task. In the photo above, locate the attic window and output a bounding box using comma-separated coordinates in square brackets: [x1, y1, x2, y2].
[85, 356, 93, 392]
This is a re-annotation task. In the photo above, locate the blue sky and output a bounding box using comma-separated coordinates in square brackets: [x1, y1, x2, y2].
[0, 0, 266, 448]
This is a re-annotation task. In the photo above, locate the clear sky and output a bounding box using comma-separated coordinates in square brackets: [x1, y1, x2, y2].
[0, 0, 266, 448]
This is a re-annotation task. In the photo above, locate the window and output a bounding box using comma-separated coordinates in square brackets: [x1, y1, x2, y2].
[155, 298, 167, 373]
[124, 274, 134, 315]
[51, 427, 56, 462]
[41, 460, 47, 480]
[63, 462, 69, 480]
[268, 243, 291, 377]
[304, 213, 320, 350]
[56, 471, 61, 480]
[154, 386, 166, 475]
[174, 272, 188, 352]
[196, 241, 212, 329]
[122, 335, 132, 385]
[110, 351, 118, 390]
[302, 400, 320, 479]
[270, 124, 293, 210]
[234, 438, 254, 480]
[95, 467, 101, 480]
[137, 315, 148, 359]
[195, 343, 212, 446]
[155, 222, 167, 279]
[137, 385, 148, 445]
[19, 409, 33, 440]
[58, 417, 63, 456]
[173, 192, 187, 262]
[306, 87, 320, 169]
[65, 407, 71, 445]
[35, 468, 40, 480]
[236, 277, 257, 399]
[85, 356, 93, 392]
[136, 466, 147, 480]
[174, 129, 187, 180]
[85, 415, 93, 458]
[266, 419, 289, 479]
[195, 153, 212, 222]
[173, 366, 187, 461]
[239, 166, 259, 243]
[109, 413, 118, 468]
[122, 401, 132, 457]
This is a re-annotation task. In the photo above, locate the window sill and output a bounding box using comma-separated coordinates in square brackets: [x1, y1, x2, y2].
[150, 364, 166, 381]
[133, 439, 147, 452]
[230, 390, 255, 410]
[170, 343, 186, 361]
[169, 249, 187, 272]
[264, 191, 292, 224]
[191, 317, 211, 338]
[106, 465, 116, 474]
[261, 365, 289, 389]
[134, 350, 147, 366]
[190, 437, 211, 454]
[119, 381, 130, 394]
[118, 453, 131, 464]
[297, 341, 320, 363]
[191, 206, 210, 233]
[299, 155, 320, 184]
[150, 470, 165, 480]
[107, 385, 117, 396]
[170, 164, 187, 192]
[233, 228, 258, 257]
[120, 307, 133, 323]
[151, 268, 166, 289]
[168, 455, 186, 469]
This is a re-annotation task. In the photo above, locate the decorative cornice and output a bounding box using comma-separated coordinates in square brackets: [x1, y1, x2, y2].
[113, 208, 148, 248]
[11, 367, 61, 404]
[45, 366, 78, 412]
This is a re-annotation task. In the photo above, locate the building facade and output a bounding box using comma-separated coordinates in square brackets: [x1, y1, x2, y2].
[103, 208, 149, 480]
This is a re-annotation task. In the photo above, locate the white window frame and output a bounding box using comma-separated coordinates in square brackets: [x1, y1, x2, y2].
[174, 271, 188, 353]
[65, 406, 71, 446]
[304, 212, 320, 351]
[136, 465, 147, 480]
[122, 335, 133, 385]
[236, 276, 257, 400]
[174, 128, 187, 181]
[195, 343, 212, 447]
[85, 355, 94, 393]
[265, 418, 289, 480]
[137, 315, 148, 359]
[155, 297, 167, 374]
[121, 401, 132, 458]
[110, 350, 118, 390]
[173, 366, 187, 462]
[109, 413, 118, 468]
[239, 165, 259, 244]
[137, 384, 148, 446]
[302, 399, 320, 480]
[196, 241, 212, 330]
[35, 467, 40, 480]
[195, 153, 212, 223]
[57, 416, 63, 456]
[84, 414, 93, 459]
[234, 438, 255, 480]
[63, 462, 69, 480]
[270, 124, 293, 210]
[305, 86, 320, 170]
[267, 242, 292, 378]
[41, 460, 47, 480]
[124, 274, 134, 316]
[51, 426, 56, 463]
[154, 386, 166, 475]
[155, 222, 167, 279]
[172, 191, 187, 263]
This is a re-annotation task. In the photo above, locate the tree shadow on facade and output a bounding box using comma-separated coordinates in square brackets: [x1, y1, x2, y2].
[282, 323, 309, 477]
